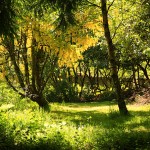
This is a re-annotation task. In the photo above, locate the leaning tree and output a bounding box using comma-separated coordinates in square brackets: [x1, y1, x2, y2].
[2, 25, 58, 111]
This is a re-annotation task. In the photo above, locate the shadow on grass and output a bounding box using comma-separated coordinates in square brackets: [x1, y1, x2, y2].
[124, 110, 150, 130]
[51, 109, 133, 129]
[96, 130, 150, 150]
[1, 124, 149, 150]
[51, 103, 150, 129]
[1, 103, 149, 150]
[0, 123, 72, 150]
[0, 123, 15, 150]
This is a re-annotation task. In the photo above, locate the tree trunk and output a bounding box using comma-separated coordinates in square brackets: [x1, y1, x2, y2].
[137, 63, 149, 80]
[101, 0, 128, 115]
[132, 65, 138, 90]
[6, 38, 25, 90]
[30, 93, 50, 112]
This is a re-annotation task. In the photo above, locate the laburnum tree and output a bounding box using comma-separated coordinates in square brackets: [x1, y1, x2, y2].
[0, 0, 100, 111]
[51, 0, 129, 115]
[2, 23, 54, 111]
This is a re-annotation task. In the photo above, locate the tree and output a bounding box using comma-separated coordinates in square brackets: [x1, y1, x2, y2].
[113, 0, 150, 89]
[101, 0, 128, 115]
[2, 29, 56, 112]
[1, 0, 100, 110]
[45, 0, 129, 114]
[2, 0, 149, 115]
[133, 0, 150, 82]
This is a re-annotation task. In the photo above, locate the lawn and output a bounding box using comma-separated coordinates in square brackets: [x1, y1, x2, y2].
[0, 98, 150, 150]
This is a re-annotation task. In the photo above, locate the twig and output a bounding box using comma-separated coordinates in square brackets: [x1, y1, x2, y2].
[86, 0, 101, 8]
[108, 0, 115, 11]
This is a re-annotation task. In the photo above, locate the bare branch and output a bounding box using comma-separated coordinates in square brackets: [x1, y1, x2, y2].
[112, 20, 123, 39]
[108, 0, 115, 11]
[5, 75, 25, 98]
[86, 0, 101, 8]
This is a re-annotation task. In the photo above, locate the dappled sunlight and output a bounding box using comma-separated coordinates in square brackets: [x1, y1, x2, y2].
[127, 104, 150, 112]
[0, 0, 150, 149]
[0, 103, 15, 111]
[51, 101, 118, 113]
[0, 101, 150, 149]
[0, 80, 150, 150]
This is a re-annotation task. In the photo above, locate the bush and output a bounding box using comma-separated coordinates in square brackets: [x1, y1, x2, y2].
[46, 80, 79, 103]
[99, 91, 117, 102]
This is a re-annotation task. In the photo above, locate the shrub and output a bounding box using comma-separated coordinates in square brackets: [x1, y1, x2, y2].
[46, 80, 79, 103]
[99, 91, 117, 102]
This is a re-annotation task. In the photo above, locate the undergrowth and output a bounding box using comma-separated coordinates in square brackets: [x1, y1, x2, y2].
[0, 83, 150, 149]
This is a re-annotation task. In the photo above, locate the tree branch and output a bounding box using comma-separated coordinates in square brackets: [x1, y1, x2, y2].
[5, 75, 25, 98]
[112, 20, 123, 39]
[86, 0, 101, 8]
[108, 0, 115, 11]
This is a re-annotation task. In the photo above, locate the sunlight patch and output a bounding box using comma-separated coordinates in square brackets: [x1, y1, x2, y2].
[0, 104, 15, 111]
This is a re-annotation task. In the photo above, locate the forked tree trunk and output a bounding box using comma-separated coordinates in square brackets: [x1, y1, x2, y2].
[30, 93, 50, 112]
[137, 63, 149, 80]
[4, 33, 51, 112]
[101, 0, 128, 115]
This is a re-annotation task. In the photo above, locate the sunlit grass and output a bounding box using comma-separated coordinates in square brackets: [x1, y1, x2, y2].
[0, 85, 150, 149]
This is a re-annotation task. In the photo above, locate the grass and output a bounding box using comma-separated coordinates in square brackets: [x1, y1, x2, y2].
[0, 84, 150, 149]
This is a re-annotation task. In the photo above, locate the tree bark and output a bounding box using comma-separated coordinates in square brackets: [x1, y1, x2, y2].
[3, 32, 51, 112]
[137, 63, 149, 80]
[101, 0, 128, 115]
[132, 65, 138, 90]
[29, 93, 50, 112]
[6, 38, 25, 90]
[21, 31, 30, 85]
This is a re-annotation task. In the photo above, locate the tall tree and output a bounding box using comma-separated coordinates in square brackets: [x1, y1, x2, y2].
[101, 0, 128, 115]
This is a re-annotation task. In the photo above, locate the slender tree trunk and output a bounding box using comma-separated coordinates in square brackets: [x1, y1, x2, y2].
[132, 65, 138, 90]
[21, 31, 30, 85]
[101, 0, 128, 115]
[96, 67, 99, 88]
[78, 62, 88, 98]
[6, 38, 25, 89]
[31, 38, 37, 92]
[72, 66, 78, 87]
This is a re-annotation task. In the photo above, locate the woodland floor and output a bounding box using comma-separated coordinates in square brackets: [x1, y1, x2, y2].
[128, 87, 150, 105]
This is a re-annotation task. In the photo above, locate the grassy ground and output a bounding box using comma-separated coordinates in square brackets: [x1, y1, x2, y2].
[0, 84, 150, 149]
[0, 100, 150, 150]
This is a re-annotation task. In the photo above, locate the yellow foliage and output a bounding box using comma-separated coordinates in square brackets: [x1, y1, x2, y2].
[1, 6, 103, 68]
